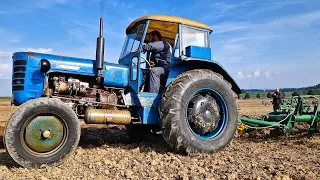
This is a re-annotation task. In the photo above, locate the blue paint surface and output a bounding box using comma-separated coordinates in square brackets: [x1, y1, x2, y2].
[103, 62, 129, 88]
[12, 52, 98, 105]
[123, 92, 162, 124]
[185, 46, 212, 60]
[138, 107, 161, 124]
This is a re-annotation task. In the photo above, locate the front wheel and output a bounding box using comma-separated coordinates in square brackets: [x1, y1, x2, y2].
[160, 69, 238, 154]
[4, 98, 81, 168]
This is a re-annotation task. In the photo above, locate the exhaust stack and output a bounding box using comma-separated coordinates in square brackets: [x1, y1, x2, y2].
[95, 17, 105, 85]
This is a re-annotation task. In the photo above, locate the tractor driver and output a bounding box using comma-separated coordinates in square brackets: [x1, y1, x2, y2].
[141, 30, 172, 93]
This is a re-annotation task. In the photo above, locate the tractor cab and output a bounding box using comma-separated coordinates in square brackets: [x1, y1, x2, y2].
[118, 16, 213, 94]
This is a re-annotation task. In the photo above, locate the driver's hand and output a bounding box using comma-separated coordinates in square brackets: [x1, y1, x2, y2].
[150, 60, 155, 67]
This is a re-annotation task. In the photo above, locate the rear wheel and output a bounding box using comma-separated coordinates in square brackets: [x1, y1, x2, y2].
[4, 98, 80, 168]
[160, 69, 238, 153]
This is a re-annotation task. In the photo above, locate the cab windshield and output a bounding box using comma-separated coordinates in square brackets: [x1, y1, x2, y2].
[120, 22, 146, 59]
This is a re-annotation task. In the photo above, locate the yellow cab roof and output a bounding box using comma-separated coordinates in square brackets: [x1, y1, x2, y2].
[126, 15, 213, 33]
[126, 15, 213, 45]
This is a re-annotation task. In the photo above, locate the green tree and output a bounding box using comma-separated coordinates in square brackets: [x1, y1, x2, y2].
[267, 92, 273, 98]
[292, 91, 300, 96]
[256, 93, 261, 99]
[244, 93, 250, 99]
[307, 89, 315, 95]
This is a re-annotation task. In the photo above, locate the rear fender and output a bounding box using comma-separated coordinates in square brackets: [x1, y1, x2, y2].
[166, 59, 241, 94]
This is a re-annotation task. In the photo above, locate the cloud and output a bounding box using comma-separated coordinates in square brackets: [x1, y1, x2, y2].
[212, 22, 253, 34]
[246, 0, 308, 16]
[27, 48, 53, 54]
[0, 48, 53, 79]
[68, 29, 87, 43]
[211, 10, 320, 68]
[0, 51, 12, 58]
[265, 70, 272, 79]
[202, 0, 310, 21]
[109, 1, 133, 10]
[236, 71, 245, 80]
[0, 28, 21, 44]
[68, 19, 98, 32]
[0, 0, 81, 15]
[211, 10, 320, 36]
[253, 70, 260, 78]
[246, 74, 252, 79]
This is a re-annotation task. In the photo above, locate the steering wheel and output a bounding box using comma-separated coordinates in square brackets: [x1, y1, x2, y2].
[140, 56, 152, 69]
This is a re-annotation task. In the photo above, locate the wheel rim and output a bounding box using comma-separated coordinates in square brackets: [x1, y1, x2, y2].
[186, 88, 228, 141]
[20, 114, 68, 157]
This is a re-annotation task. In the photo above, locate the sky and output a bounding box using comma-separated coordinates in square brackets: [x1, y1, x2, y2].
[0, 0, 320, 96]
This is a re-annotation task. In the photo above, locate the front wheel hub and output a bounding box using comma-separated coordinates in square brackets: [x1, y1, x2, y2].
[23, 116, 66, 154]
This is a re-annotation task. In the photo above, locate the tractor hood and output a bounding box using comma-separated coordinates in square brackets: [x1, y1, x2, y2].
[13, 51, 97, 77]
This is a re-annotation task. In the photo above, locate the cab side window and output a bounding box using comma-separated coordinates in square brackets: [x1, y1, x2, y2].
[181, 26, 209, 55]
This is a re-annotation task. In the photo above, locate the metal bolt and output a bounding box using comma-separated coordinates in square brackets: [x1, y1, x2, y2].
[42, 130, 51, 139]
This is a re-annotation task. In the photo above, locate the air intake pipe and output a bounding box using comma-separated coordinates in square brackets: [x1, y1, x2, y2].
[95, 17, 105, 86]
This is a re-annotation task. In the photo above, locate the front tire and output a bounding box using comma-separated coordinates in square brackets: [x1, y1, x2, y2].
[4, 97, 81, 168]
[160, 69, 238, 154]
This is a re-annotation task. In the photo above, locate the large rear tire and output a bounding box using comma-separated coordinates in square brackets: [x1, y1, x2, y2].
[160, 69, 238, 154]
[4, 97, 81, 168]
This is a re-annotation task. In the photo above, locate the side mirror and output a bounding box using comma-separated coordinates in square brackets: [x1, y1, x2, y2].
[40, 59, 51, 73]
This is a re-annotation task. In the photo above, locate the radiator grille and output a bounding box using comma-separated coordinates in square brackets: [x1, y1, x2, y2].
[13, 60, 27, 92]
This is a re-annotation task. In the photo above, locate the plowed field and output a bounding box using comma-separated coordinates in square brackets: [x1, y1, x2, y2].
[0, 100, 319, 180]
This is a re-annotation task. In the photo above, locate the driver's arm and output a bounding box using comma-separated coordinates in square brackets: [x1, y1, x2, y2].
[142, 41, 165, 53]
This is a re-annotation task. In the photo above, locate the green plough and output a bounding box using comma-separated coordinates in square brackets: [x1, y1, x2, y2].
[238, 95, 320, 137]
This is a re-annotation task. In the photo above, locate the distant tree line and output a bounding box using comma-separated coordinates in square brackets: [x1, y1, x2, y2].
[242, 83, 320, 96]
[239, 89, 317, 100]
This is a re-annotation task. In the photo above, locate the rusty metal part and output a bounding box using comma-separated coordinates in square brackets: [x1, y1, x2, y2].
[100, 91, 118, 109]
[42, 130, 51, 138]
[55, 81, 69, 94]
[43, 75, 52, 96]
[84, 108, 131, 125]
[26, 51, 35, 59]
[23, 116, 65, 153]
[52, 96, 129, 108]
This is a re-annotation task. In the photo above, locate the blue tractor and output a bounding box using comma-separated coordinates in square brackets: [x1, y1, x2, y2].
[4, 16, 241, 168]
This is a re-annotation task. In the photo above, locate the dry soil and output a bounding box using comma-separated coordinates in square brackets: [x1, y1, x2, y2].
[0, 100, 318, 180]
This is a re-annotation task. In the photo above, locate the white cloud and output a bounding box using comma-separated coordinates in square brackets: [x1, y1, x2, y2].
[246, 74, 252, 79]
[0, 51, 12, 58]
[68, 29, 87, 43]
[265, 70, 272, 79]
[0, 28, 21, 44]
[109, 0, 133, 10]
[236, 71, 245, 79]
[0, 48, 53, 79]
[33, 0, 79, 9]
[253, 70, 260, 78]
[212, 22, 253, 34]
[27, 48, 53, 54]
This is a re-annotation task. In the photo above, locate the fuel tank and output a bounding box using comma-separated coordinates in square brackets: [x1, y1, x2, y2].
[103, 62, 129, 88]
